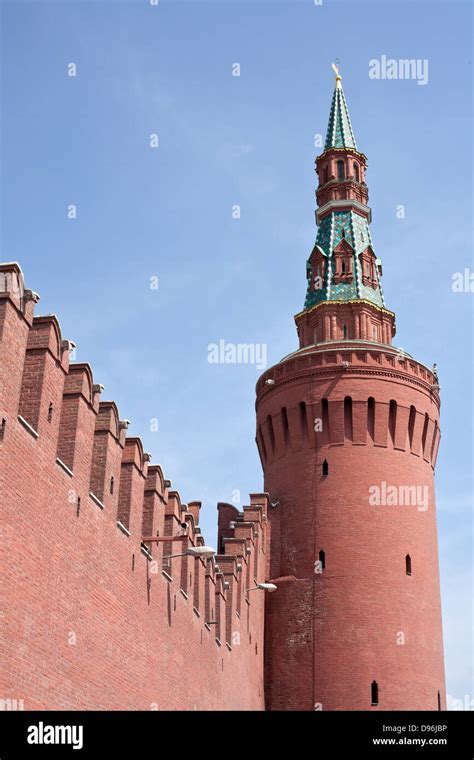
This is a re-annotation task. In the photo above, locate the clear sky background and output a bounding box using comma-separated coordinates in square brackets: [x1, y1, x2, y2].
[1, 0, 472, 706]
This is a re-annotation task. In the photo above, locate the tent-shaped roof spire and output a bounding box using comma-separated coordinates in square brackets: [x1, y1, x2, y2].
[324, 62, 357, 150]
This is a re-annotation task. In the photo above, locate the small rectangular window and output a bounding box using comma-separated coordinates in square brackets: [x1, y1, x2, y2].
[371, 680, 378, 705]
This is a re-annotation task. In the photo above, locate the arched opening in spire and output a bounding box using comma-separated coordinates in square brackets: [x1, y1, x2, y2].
[353, 162, 359, 182]
[337, 160, 345, 180]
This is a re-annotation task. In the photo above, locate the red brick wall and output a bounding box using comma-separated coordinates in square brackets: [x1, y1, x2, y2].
[0, 264, 266, 711]
[256, 344, 446, 711]
[1, 262, 446, 712]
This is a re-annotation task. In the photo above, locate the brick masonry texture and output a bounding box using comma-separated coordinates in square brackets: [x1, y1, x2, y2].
[0, 263, 266, 710]
[0, 259, 445, 711]
[256, 344, 445, 710]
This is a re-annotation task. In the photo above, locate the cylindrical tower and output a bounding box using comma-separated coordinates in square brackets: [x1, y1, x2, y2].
[257, 67, 445, 711]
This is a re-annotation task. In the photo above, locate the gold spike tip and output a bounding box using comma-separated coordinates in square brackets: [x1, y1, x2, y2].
[332, 61, 342, 89]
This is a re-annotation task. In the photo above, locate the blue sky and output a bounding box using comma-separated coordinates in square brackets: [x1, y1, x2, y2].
[1, 0, 472, 705]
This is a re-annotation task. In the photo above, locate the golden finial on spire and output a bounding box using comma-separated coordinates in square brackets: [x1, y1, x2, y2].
[332, 60, 342, 89]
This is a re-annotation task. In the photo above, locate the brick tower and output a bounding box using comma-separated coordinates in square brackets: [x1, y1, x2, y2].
[256, 66, 446, 711]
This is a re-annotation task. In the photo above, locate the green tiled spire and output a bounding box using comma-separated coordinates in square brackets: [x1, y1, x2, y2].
[324, 82, 357, 150]
[303, 68, 386, 312]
